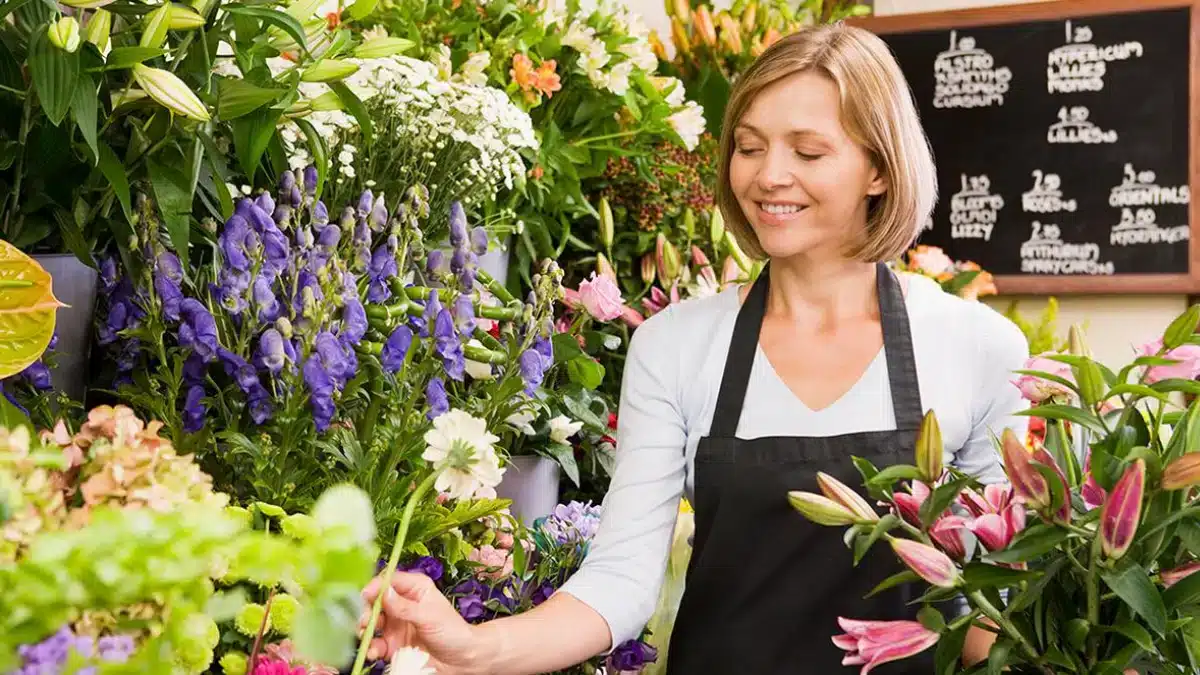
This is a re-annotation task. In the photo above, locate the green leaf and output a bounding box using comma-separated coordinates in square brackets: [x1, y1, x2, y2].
[0, 386, 33, 432]
[551, 332, 585, 363]
[544, 442, 581, 486]
[865, 464, 922, 489]
[853, 514, 898, 565]
[329, 81, 372, 146]
[1164, 564, 1200, 611]
[0, 241, 61, 379]
[1163, 304, 1200, 349]
[864, 569, 920, 598]
[231, 105, 283, 181]
[1015, 404, 1105, 433]
[934, 621, 970, 675]
[147, 157, 194, 271]
[920, 476, 972, 527]
[987, 637, 1013, 675]
[566, 355, 604, 390]
[217, 77, 284, 120]
[1101, 563, 1168, 636]
[1151, 378, 1200, 397]
[985, 524, 1069, 564]
[71, 74, 99, 161]
[961, 562, 1041, 590]
[27, 29, 79, 126]
[1104, 383, 1170, 403]
[917, 606, 945, 633]
[52, 208, 92, 268]
[96, 142, 132, 223]
[254, 502, 287, 517]
[346, 0, 378, 20]
[1065, 618, 1090, 650]
[223, 4, 309, 54]
[100, 46, 166, 70]
[293, 118, 327, 198]
[1108, 621, 1156, 652]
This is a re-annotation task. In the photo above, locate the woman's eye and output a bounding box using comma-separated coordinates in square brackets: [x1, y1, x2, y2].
[735, 147, 762, 155]
[795, 151, 823, 161]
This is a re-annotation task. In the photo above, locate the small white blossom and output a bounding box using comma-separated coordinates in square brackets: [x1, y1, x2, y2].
[668, 101, 706, 151]
[548, 416, 584, 444]
[423, 409, 504, 501]
[386, 647, 435, 675]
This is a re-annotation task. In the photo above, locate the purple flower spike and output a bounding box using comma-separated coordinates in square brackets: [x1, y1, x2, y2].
[433, 309, 465, 382]
[370, 195, 388, 232]
[381, 325, 414, 374]
[304, 165, 318, 194]
[179, 299, 220, 362]
[340, 299, 368, 346]
[183, 384, 207, 432]
[470, 227, 489, 256]
[302, 357, 336, 432]
[427, 250, 447, 277]
[312, 200, 329, 225]
[533, 336, 553, 368]
[253, 275, 281, 323]
[219, 215, 258, 272]
[255, 193, 275, 216]
[357, 190, 374, 217]
[453, 294, 475, 335]
[519, 349, 545, 395]
[154, 252, 184, 321]
[421, 290, 443, 338]
[425, 376, 449, 420]
[20, 362, 52, 390]
[367, 246, 398, 303]
[449, 201, 468, 248]
[255, 329, 288, 375]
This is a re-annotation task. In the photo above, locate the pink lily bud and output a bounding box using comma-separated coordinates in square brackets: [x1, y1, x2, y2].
[1161, 560, 1200, 588]
[1100, 459, 1146, 560]
[691, 244, 710, 267]
[619, 305, 645, 328]
[1081, 453, 1107, 511]
[595, 252, 617, 282]
[1161, 453, 1200, 491]
[788, 491, 858, 526]
[890, 538, 961, 588]
[833, 618, 939, 674]
[1032, 447, 1071, 523]
[930, 515, 968, 561]
[892, 481, 930, 528]
[1000, 429, 1050, 509]
[641, 253, 656, 285]
[817, 472, 878, 523]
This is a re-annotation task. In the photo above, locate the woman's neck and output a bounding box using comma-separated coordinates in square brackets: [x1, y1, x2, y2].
[762, 256, 879, 324]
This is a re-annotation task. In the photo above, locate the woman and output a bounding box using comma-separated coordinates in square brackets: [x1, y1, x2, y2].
[361, 23, 1029, 674]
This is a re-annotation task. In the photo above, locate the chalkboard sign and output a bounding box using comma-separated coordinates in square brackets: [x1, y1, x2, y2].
[853, 0, 1200, 294]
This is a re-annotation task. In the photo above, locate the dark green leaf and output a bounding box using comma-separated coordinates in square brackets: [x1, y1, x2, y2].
[566, 355, 604, 390]
[71, 74, 99, 162]
[934, 621, 969, 675]
[223, 4, 309, 54]
[1163, 305, 1200, 349]
[1101, 563, 1167, 636]
[551, 332, 585, 363]
[1164, 563, 1200, 611]
[1015, 405, 1105, 433]
[217, 77, 284, 120]
[96, 142, 132, 224]
[329, 81, 372, 146]
[961, 562, 1041, 590]
[1108, 621, 1156, 652]
[853, 514, 898, 565]
[231, 105, 283, 180]
[865, 464, 922, 489]
[1151, 378, 1200, 397]
[864, 569, 919, 598]
[27, 29, 79, 126]
[0, 141, 20, 171]
[917, 606, 945, 633]
[53, 208, 92, 267]
[986, 637, 1013, 675]
[543, 442, 580, 486]
[147, 158, 194, 271]
[100, 46, 167, 70]
[985, 524, 1069, 564]
[920, 476, 972, 527]
[1105, 383, 1170, 403]
[293, 118, 327, 199]
[0, 0, 35, 22]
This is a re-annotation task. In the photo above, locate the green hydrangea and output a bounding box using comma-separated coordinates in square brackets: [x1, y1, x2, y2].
[234, 603, 270, 637]
[280, 513, 319, 541]
[219, 651, 249, 675]
[269, 593, 301, 635]
[179, 612, 220, 650]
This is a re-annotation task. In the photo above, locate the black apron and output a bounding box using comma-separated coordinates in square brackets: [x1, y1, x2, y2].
[665, 262, 932, 674]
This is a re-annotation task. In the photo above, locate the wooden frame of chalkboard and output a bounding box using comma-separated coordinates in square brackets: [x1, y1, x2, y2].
[850, 0, 1200, 295]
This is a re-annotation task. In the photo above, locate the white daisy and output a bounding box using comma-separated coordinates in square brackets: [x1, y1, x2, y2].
[423, 410, 504, 501]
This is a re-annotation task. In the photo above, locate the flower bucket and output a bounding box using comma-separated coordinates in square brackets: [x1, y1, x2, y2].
[476, 234, 512, 285]
[33, 253, 97, 402]
[496, 454, 560, 526]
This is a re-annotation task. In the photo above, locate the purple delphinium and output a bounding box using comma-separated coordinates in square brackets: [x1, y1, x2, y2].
[421, 290, 443, 339]
[607, 640, 658, 673]
[425, 377, 448, 420]
[302, 356, 336, 432]
[381, 326, 414, 375]
[433, 310, 465, 381]
[153, 252, 184, 321]
[452, 294, 475, 335]
[178, 299, 220, 362]
[255, 329, 288, 375]
[518, 349, 545, 396]
[340, 298, 368, 346]
[366, 245, 397, 303]
[403, 555, 445, 581]
[13, 626, 134, 675]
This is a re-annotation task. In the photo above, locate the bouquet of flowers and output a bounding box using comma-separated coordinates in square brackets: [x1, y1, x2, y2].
[0, 406, 378, 674]
[789, 307, 1200, 674]
[894, 244, 998, 301]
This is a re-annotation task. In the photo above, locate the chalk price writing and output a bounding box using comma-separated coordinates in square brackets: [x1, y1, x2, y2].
[934, 31, 1011, 109]
[1022, 170, 1078, 213]
[1020, 220, 1114, 275]
[949, 174, 1004, 241]
[1046, 20, 1143, 94]
[1109, 163, 1190, 208]
[1047, 105, 1117, 144]
[1110, 207, 1190, 246]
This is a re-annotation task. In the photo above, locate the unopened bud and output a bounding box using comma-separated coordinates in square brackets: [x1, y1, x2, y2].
[300, 59, 359, 83]
[641, 253, 656, 285]
[139, 3, 172, 49]
[718, 13, 743, 54]
[168, 4, 207, 30]
[709, 208, 725, 248]
[741, 2, 758, 32]
[649, 31, 668, 62]
[671, 0, 689, 21]
[671, 18, 692, 58]
[275, 317, 294, 339]
[85, 10, 112, 55]
[682, 208, 695, 240]
[596, 253, 616, 281]
[48, 17, 81, 53]
[1162, 454, 1200, 491]
[693, 7, 717, 46]
[598, 197, 614, 250]
[354, 36, 415, 59]
[132, 64, 210, 121]
[787, 491, 857, 526]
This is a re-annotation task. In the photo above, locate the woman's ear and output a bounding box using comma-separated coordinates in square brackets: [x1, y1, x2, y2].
[866, 167, 888, 197]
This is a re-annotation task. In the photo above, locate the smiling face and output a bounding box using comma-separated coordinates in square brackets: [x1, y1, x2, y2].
[727, 70, 888, 262]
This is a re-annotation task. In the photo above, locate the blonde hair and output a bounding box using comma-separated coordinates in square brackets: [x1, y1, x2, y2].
[716, 23, 937, 262]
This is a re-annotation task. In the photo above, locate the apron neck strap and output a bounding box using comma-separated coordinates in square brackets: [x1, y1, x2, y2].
[708, 262, 924, 438]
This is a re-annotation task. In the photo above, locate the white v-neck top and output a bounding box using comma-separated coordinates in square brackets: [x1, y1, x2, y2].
[557, 273, 1031, 648]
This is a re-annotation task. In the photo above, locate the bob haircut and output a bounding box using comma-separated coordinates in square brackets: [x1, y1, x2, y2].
[715, 23, 937, 263]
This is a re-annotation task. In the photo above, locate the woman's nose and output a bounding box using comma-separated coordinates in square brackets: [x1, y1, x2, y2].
[756, 147, 795, 191]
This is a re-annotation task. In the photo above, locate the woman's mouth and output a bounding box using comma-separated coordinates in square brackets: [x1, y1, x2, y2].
[757, 201, 808, 224]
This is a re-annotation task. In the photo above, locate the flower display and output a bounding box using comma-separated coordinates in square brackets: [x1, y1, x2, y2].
[893, 245, 997, 300]
[786, 308, 1200, 674]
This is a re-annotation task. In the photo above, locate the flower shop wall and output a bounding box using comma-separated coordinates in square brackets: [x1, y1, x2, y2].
[624, 0, 1191, 369]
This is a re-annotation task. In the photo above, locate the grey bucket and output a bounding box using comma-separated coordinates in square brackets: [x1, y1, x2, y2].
[33, 254, 98, 403]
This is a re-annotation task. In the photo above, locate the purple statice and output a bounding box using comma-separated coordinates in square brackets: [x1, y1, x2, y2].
[366, 245, 397, 303]
[518, 349, 545, 396]
[13, 626, 134, 675]
[432, 310, 465, 382]
[178, 299, 220, 362]
[607, 640, 658, 673]
[539, 501, 603, 546]
[153, 252, 184, 321]
[425, 377, 448, 420]
[380, 326, 413, 375]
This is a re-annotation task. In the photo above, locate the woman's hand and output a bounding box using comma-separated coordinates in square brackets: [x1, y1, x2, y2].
[359, 571, 485, 674]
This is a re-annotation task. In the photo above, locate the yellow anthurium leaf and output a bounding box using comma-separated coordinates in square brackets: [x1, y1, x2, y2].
[0, 241, 65, 379]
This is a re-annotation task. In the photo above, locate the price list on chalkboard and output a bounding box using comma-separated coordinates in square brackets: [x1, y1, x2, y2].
[873, 4, 1192, 283]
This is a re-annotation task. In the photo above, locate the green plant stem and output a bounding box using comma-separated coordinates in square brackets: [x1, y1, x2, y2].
[966, 590, 1042, 666]
[476, 269, 515, 304]
[358, 378, 384, 449]
[1086, 535, 1102, 664]
[0, 280, 34, 288]
[3, 92, 34, 234]
[570, 129, 641, 147]
[350, 471, 440, 675]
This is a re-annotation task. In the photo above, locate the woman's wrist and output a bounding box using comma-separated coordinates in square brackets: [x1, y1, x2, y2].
[465, 621, 505, 675]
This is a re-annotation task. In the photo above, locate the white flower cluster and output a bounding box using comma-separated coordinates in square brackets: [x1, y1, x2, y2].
[655, 75, 707, 152]
[280, 55, 538, 200]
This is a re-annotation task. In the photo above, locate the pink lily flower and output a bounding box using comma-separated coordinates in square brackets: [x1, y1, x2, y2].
[1031, 446, 1072, 523]
[958, 483, 1026, 553]
[891, 481, 931, 528]
[930, 515, 969, 561]
[833, 618, 939, 675]
[1081, 453, 1107, 511]
[957, 483, 1014, 518]
[641, 284, 680, 316]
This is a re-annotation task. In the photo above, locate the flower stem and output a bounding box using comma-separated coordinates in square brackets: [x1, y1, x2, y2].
[1086, 535, 1102, 664]
[476, 269, 515, 305]
[350, 471, 440, 675]
[966, 590, 1041, 665]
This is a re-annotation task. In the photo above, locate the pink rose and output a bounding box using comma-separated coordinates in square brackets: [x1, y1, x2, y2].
[1011, 354, 1075, 403]
[468, 544, 513, 581]
[909, 245, 955, 276]
[577, 272, 625, 321]
[1137, 338, 1200, 383]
